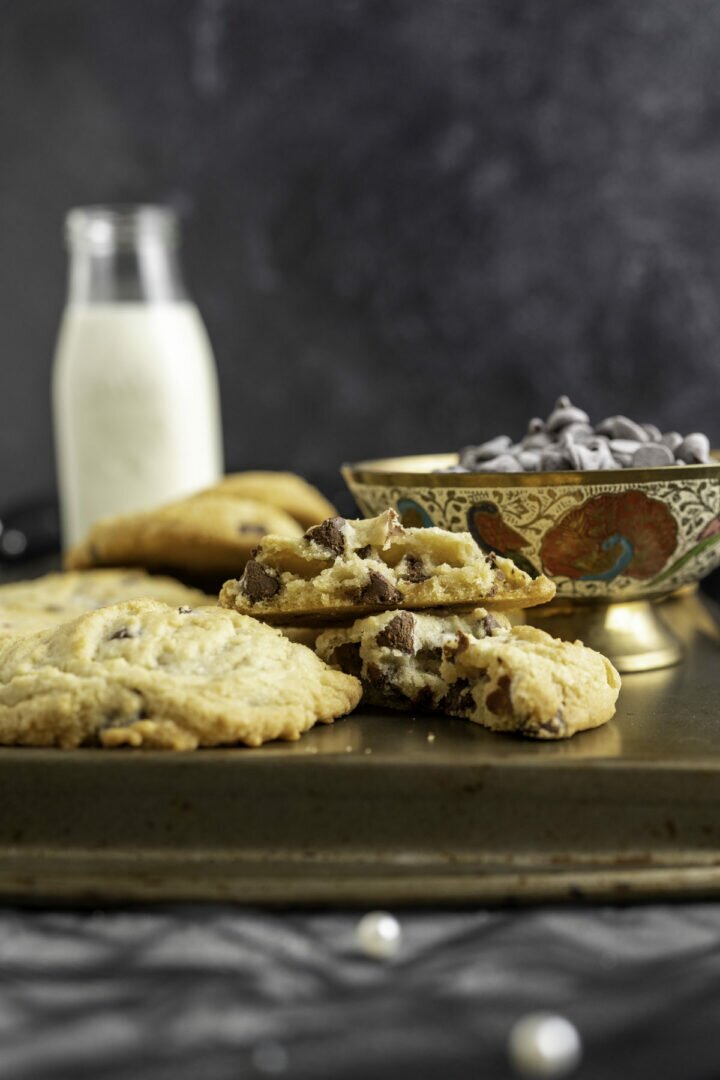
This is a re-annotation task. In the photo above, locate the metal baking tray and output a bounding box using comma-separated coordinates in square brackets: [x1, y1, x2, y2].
[1, 590, 720, 906]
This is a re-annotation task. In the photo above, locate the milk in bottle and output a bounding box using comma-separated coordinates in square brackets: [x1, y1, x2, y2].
[52, 206, 223, 547]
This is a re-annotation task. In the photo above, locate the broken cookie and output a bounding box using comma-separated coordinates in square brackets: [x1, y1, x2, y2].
[219, 509, 556, 624]
[316, 609, 620, 739]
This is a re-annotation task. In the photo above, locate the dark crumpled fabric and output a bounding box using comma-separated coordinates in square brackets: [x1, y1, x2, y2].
[1, 905, 720, 1079]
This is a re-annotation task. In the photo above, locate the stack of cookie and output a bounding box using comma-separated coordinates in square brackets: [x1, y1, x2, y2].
[0, 492, 621, 750]
[218, 509, 621, 741]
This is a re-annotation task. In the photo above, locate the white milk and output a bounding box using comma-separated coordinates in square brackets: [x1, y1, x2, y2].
[53, 302, 223, 546]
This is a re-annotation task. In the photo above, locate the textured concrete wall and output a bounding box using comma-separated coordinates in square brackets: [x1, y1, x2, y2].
[1, 0, 720, 509]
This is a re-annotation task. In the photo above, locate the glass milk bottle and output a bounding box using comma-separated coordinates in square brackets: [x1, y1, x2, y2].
[52, 205, 223, 548]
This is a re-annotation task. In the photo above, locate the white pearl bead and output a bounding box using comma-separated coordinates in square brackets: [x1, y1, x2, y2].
[508, 1013, 582, 1078]
[355, 910, 402, 959]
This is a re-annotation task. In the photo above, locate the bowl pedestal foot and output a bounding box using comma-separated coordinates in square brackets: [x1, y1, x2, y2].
[525, 594, 687, 673]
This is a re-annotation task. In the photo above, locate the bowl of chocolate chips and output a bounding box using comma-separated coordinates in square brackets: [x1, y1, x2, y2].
[343, 398, 720, 670]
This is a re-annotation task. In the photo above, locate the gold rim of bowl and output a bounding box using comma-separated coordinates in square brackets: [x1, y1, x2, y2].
[342, 453, 720, 489]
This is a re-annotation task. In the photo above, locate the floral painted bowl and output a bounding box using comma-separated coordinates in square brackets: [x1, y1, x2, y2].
[342, 453, 720, 603]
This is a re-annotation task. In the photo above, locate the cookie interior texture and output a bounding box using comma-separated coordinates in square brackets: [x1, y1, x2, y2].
[0, 569, 214, 637]
[0, 599, 361, 750]
[219, 508, 556, 624]
[65, 494, 303, 577]
[316, 609, 621, 739]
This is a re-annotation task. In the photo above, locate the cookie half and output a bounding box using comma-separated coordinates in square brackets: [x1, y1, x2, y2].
[316, 609, 620, 739]
[65, 495, 303, 577]
[0, 599, 361, 749]
[0, 569, 213, 638]
[219, 509, 555, 624]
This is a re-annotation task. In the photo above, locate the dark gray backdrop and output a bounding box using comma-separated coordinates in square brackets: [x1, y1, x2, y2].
[2, 0, 720, 510]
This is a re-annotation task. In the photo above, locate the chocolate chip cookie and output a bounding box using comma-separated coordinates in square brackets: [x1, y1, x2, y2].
[0, 599, 361, 749]
[0, 569, 213, 638]
[66, 495, 304, 579]
[197, 472, 338, 529]
[316, 609, 621, 739]
[219, 509, 556, 624]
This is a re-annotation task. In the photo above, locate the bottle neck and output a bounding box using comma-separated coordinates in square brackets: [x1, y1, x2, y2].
[67, 243, 187, 305]
[64, 206, 187, 305]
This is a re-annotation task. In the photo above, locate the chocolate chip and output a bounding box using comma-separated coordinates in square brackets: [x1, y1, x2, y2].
[304, 516, 347, 556]
[355, 544, 373, 559]
[400, 554, 430, 583]
[677, 433, 711, 465]
[443, 633, 469, 660]
[365, 663, 408, 707]
[357, 570, 403, 606]
[486, 675, 513, 716]
[366, 663, 389, 691]
[546, 403, 590, 433]
[459, 435, 512, 466]
[413, 686, 436, 711]
[661, 431, 683, 452]
[534, 710, 567, 736]
[333, 642, 363, 679]
[241, 559, 281, 602]
[178, 606, 193, 614]
[441, 679, 475, 716]
[482, 614, 502, 636]
[473, 453, 523, 474]
[238, 523, 266, 535]
[418, 645, 444, 675]
[522, 431, 552, 451]
[632, 444, 674, 468]
[597, 415, 650, 442]
[110, 627, 135, 640]
[376, 612, 415, 654]
[517, 450, 541, 471]
[540, 447, 573, 471]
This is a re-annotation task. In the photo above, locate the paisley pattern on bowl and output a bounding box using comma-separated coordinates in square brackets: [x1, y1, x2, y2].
[396, 498, 434, 529]
[539, 492, 678, 583]
[466, 501, 540, 578]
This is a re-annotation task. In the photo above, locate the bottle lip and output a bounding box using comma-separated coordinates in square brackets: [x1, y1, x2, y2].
[64, 205, 180, 252]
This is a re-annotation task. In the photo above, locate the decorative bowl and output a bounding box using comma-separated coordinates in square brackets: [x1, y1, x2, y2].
[342, 453, 720, 671]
